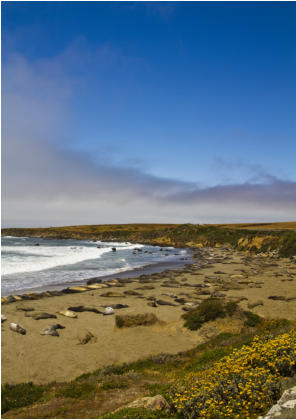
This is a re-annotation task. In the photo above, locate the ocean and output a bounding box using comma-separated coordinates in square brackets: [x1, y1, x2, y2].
[1, 236, 190, 296]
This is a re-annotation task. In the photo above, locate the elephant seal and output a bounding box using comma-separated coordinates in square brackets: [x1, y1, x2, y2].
[103, 307, 114, 315]
[156, 299, 177, 306]
[68, 305, 102, 314]
[59, 309, 77, 318]
[41, 324, 65, 337]
[106, 304, 129, 309]
[10, 323, 26, 335]
[25, 312, 57, 320]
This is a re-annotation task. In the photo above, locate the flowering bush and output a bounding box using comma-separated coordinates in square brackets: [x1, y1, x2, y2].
[170, 330, 296, 418]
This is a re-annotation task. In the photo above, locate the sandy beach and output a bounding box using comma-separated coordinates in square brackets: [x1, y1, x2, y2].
[2, 246, 296, 385]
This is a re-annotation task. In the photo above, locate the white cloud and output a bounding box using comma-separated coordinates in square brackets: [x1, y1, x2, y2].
[2, 46, 296, 227]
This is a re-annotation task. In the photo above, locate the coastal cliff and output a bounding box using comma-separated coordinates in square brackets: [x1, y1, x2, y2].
[2, 222, 296, 419]
[2, 222, 296, 257]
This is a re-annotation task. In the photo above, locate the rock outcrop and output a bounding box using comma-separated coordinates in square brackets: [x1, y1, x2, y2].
[262, 386, 296, 418]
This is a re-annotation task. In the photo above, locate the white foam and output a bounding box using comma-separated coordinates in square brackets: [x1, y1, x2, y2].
[1, 245, 113, 276]
[100, 241, 144, 249]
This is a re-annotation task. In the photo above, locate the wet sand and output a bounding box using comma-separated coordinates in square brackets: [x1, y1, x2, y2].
[2, 247, 296, 385]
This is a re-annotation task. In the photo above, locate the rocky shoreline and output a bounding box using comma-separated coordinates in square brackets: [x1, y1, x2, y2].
[1, 247, 194, 301]
[2, 245, 296, 385]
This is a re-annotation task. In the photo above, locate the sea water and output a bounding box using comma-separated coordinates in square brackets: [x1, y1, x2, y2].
[1, 236, 189, 295]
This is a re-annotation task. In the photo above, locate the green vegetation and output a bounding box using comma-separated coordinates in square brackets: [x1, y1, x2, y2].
[182, 298, 233, 331]
[1, 382, 47, 414]
[2, 222, 296, 418]
[55, 381, 97, 399]
[101, 380, 128, 391]
[184, 347, 232, 371]
[170, 329, 296, 418]
[225, 301, 238, 316]
[278, 231, 296, 257]
[244, 310, 263, 327]
[2, 222, 296, 256]
[3, 318, 295, 418]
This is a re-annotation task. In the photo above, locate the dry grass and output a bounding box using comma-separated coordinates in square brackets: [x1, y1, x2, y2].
[215, 221, 296, 231]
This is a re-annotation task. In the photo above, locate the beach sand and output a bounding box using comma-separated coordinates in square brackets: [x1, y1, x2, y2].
[2, 247, 296, 385]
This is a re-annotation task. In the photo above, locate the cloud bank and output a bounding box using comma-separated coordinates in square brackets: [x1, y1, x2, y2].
[2, 46, 296, 227]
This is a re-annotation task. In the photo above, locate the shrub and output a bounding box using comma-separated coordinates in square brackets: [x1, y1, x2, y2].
[170, 330, 296, 418]
[226, 301, 238, 316]
[101, 380, 128, 390]
[279, 232, 296, 257]
[244, 311, 262, 327]
[55, 381, 97, 399]
[115, 313, 158, 328]
[185, 347, 231, 371]
[1, 382, 46, 414]
[183, 299, 225, 330]
[258, 319, 292, 335]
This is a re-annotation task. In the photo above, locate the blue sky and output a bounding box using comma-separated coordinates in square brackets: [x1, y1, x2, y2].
[2, 2, 296, 226]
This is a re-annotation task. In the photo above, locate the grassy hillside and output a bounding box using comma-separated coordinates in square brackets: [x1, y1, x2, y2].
[2, 222, 296, 257]
[2, 317, 295, 419]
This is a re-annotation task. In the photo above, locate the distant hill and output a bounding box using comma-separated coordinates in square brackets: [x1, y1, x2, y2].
[2, 222, 296, 257]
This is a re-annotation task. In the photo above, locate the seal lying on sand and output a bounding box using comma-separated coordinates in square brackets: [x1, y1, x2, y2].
[67, 305, 102, 314]
[104, 303, 129, 309]
[59, 309, 77, 318]
[103, 307, 114, 315]
[10, 323, 26, 335]
[1, 314, 7, 323]
[25, 312, 57, 320]
[41, 324, 65, 337]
